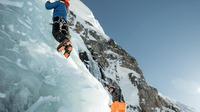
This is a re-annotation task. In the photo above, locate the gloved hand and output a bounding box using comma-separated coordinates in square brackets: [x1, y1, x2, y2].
[47, 0, 52, 2]
[48, 0, 55, 2]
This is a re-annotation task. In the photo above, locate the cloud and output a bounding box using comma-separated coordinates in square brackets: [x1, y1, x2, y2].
[171, 78, 200, 95]
[171, 78, 200, 112]
[197, 87, 200, 94]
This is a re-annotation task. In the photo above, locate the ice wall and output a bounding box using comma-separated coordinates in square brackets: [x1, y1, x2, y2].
[0, 0, 110, 112]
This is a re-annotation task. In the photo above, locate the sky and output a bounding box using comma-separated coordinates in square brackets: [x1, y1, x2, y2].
[82, 0, 200, 111]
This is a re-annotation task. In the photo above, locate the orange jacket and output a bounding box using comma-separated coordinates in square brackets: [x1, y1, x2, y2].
[111, 101, 126, 112]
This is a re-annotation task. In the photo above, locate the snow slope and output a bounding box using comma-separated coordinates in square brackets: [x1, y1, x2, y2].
[70, 0, 105, 35]
[104, 57, 140, 111]
[0, 0, 110, 112]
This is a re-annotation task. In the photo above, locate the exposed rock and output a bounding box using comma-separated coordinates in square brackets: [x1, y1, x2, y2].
[68, 11, 182, 112]
[75, 22, 84, 34]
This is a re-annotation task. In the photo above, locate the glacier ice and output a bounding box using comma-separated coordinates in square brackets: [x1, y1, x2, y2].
[0, 0, 110, 112]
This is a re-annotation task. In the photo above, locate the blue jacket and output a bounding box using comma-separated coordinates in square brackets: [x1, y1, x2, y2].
[45, 1, 68, 20]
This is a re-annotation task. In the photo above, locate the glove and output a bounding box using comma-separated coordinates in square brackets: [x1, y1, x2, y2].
[48, 0, 55, 2]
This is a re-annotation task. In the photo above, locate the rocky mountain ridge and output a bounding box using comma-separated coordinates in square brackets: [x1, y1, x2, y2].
[67, 6, 193, 112]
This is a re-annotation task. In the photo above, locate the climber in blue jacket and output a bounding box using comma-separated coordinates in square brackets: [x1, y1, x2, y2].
[45, 0, 72, 58]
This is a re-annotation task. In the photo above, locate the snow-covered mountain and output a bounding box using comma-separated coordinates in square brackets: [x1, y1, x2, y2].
[0, 0, 196, 112]
[176, 102, 196, 112]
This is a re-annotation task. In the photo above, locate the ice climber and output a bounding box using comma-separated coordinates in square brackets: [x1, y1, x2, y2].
[45, 0, 72, 58]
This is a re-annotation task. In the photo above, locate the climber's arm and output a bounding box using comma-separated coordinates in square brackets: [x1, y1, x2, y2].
[45, 1, 59, 10]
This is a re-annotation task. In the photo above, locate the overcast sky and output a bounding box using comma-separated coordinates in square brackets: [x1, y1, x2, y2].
[82, 0, 200, 111]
